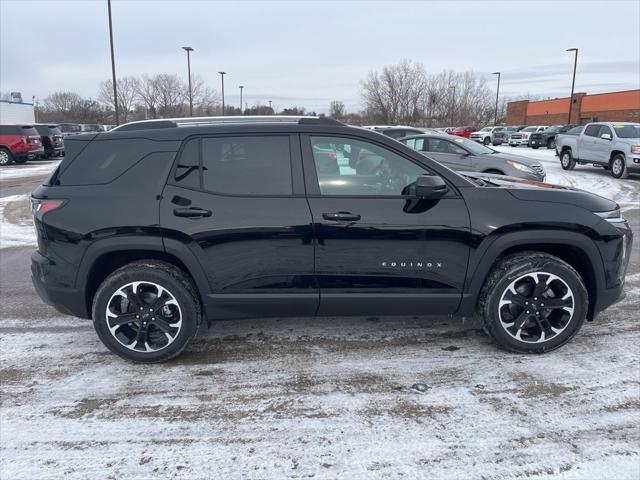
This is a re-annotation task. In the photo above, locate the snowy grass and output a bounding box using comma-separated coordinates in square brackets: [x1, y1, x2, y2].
[0, 194, 36, 249]
[0, 160, 59, 181]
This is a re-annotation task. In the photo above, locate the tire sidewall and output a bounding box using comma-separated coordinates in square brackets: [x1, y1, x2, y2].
[610, 155, 626, 179]
[0, 148, 12, 165]
[561, 151, 573, 170]
[484, 259, 587, 353]
[92, 265, 199, 362]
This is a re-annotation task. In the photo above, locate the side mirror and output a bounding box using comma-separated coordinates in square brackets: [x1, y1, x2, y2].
[415, 175, 449, 199]
[600, 133, 612, 141]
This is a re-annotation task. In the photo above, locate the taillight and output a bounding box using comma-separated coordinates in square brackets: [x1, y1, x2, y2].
[31, 198, 65, 218]
[21, 136, 28, 144]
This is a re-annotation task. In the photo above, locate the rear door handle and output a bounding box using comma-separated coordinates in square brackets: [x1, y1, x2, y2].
[322, 212, 361, 222]
[173, 207, 212, 218]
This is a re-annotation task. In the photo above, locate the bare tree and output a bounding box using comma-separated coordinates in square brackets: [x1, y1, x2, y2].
[98, 76, 139, 123]
[190, 75, 219, 116]
[153, 74, 187, 117]
[39, 91, 108, 123]
[360, 59, 427, 125]
[329, 100, 346, 120]
[135, 74, 160, 119]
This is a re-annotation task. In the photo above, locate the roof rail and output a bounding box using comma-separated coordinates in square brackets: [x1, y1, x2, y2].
[111, 115, 343, 132]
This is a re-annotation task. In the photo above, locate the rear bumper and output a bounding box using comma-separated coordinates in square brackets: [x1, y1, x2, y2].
[31, 250, 89, 318]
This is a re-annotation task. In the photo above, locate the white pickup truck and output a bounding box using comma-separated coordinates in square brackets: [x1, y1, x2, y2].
[557, 122, 640, 178]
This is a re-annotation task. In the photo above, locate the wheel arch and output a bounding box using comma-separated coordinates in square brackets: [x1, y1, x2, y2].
[609, 150, 625, 161]
[79, 236, 211, 320]
[457, 230, 604, 321]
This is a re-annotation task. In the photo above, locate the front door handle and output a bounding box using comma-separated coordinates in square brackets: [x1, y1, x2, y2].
[173, 207, 212, 218]
[322, 211, 361, 222]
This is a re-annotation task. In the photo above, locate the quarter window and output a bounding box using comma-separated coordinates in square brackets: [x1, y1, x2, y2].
[309, 136, 431, 196]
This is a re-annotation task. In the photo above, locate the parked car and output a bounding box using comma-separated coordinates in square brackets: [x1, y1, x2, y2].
[31, 116, 632, 362]
[80, 124, 103, 133]
[399, 133, 546, 181]
[529, 125, 578, 150]
[508, 126, 547, 146]
[555, 126, 584, 156]
[365, 126, 439, 139]
[469, 126, 506, 146]
[0, 124, 44, 165]
[34, 124, 64, 158]
[492, 126, 524, 146]
[557, 122, 640, 178]
[450, 126, 476, 138]
[58, 123, 82, 138]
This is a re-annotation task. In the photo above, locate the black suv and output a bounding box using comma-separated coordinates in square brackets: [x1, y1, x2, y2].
[529, 125, 578, 150]
[31, 116, 633, 362]
[34, 124, 65, 158]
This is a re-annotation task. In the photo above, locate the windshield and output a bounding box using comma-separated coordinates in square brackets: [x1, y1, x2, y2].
[452, 137, 495, 154]
[522, 127, 538, 132]
[546, 126, 562, 133]
[612, 124, 640, 138]
[479, 127, 492, 132]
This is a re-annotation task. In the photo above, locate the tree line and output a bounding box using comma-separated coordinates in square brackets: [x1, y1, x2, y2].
[28, 60, 531, 126]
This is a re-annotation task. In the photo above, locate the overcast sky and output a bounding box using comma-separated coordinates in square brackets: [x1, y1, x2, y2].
[1, 0, 639, 113]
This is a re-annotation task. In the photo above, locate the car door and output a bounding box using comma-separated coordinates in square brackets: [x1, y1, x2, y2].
[421, 137, 472, 171]
[301, 133, 470, 316]
[160, 133, 317, 319]
[591, 125, 613, 163]
[580, 124, 602, 161]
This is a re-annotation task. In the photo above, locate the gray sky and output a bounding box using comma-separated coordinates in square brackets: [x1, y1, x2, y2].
[1, 0, 639, 113]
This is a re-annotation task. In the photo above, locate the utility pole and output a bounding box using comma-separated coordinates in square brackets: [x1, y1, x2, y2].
[107, 0, 119, 125]
[182, 47, 194, 117]
[239, 85, 244, 114]
[492, 72, 501, 125]
[566, 48, 579, 124]
[218, 71, 226, 115]
[449, 85, 456, 126]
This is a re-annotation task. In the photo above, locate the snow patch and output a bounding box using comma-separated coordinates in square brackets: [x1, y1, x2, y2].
[0, 194, 37, 248]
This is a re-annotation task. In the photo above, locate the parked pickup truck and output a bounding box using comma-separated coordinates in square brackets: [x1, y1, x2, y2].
[557, 122, 640, 178]
[469, 126, 505, 145]
[508, 126, 547, 146]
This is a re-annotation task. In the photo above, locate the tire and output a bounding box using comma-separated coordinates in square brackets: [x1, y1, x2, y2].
[560, 150, 576, 170]
[610, 154, 629, 179]
[483, 137, 491, 146]
[547, 138, 556, 150]
[531, 146, 539, 149]
[92, 260, 202, 363]
[479, 252, 588, 353]
[0, 148, 13, 166]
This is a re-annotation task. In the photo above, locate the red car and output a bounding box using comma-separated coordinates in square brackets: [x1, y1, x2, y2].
[0, 124, 44, 165]
[450, 126, 476, 139]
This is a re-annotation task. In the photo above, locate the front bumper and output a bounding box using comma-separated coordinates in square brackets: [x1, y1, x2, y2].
[508, 138, 529, 146]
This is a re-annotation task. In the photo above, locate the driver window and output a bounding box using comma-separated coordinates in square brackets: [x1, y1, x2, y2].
[598, 125, 612, 138]
[427, 138, 465, 155]
[309, 136, 431, 196]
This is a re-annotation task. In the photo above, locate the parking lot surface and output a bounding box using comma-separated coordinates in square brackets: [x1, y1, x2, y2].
[1, 149, 639, 479]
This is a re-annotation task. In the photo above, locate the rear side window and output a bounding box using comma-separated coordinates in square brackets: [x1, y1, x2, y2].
[173, 136, 293, 196]
[584, 124, 601, 137]
[57, 138, 160, 185]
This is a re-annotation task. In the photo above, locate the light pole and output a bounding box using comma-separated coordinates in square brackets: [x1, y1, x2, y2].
[449, 85, 456, 126]
[239, 85, 244, 114]
[218, 71, 226, 115]
[268, 100, 272, 113]
[566, 48, 578, 124]
[107, 0, 119, 125]
[32, 96, 38, 122]
[492, 72, 501, 125]
[182, 47, 194, 117]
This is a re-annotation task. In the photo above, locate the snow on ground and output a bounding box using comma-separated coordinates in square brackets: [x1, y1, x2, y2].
[0, 160, 59, 181]
[0, 195, 36, 249]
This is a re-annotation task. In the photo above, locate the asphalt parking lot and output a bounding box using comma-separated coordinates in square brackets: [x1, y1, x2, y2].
[1, 150, 639, 479]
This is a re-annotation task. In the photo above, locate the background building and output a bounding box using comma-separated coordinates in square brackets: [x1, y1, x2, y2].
[0, 92, 36, 123]
[506, 89, 640, 126]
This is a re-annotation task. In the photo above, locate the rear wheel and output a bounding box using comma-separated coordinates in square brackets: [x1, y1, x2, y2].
[610, 154, 628, 179]
[483, 137, 491, 145]
[479, 252, 587, 353]
[92, 261, 201, 363]
[560, 150, 576, 170]
[13, 156, 28, 164]
[0, 148, 13, 166]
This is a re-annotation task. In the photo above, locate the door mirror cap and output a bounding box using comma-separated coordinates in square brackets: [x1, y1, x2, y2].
[601, 133, 612, 140]
[415, 175, 449, 199]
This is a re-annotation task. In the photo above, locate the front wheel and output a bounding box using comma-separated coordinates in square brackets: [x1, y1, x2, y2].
[0, 148, 13, 166]
[560, 150, 576, 170]
[483, 137, 491, 146]
[610, 154, 629, 179]
[92, 261, 201, 363]
[479, 252, 587, 353]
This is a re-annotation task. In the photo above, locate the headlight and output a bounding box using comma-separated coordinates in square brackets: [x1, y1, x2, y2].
[507, 160, 535, 174]
[595, 207, 626, 223]
[631, 145, 640, 154]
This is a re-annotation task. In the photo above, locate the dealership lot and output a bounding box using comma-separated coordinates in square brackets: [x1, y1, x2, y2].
[1, 148, 639, 479]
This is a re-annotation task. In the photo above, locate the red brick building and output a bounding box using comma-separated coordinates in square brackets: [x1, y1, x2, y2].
[506, 89, 640, 126]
